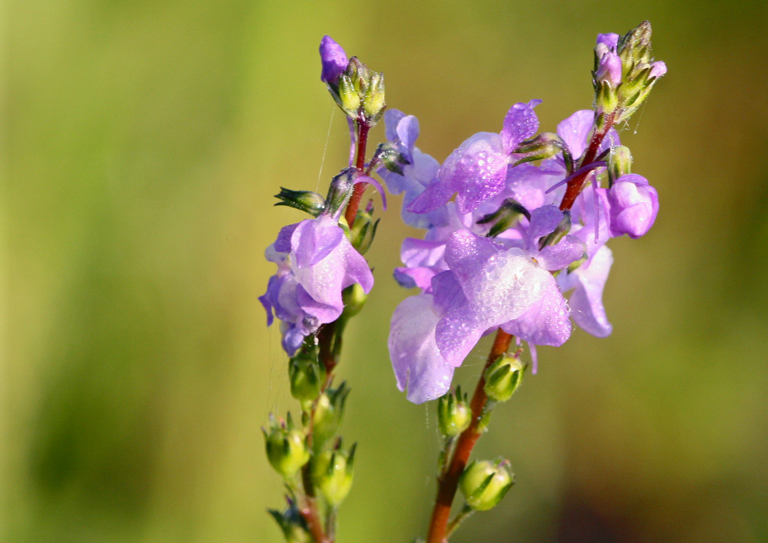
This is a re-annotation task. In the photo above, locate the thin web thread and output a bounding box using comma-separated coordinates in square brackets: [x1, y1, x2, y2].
[316, 106, 336, 192]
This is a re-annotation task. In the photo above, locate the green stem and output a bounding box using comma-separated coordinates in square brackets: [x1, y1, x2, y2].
[446, 504, 474, 539]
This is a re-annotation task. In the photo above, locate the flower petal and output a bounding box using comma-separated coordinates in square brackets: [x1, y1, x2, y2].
[389, 294, 455, 404]
[501, 99, 542, 154]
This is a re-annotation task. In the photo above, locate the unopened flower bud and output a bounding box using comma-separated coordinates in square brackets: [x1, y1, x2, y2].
[337, 73, 361, 116]
[608, 146, 633, 185]
[483, 356, 525, 403]
[348, 201, 380, 255]
[362, 71, 386, 123]
[511, 132, 572, 169]
[607, 173, 658, 239]
[289, 345, 326, 403]
[341, 283, 368, 319]
[460, 459, 515, 511]
[323, 169, 357, 219]
[347, 57, 370, 95]
[594, 46, 622, 88]
[274, 187, 325, 217]
[319, 35, 348, 87]
[438, 386, 471, 437]
[311, 443, 356, 507]
[312, 383, 350, 450]
[618, 21, 653, 67]
[263, 413, 310, 479]
[373, 142, 410, 176]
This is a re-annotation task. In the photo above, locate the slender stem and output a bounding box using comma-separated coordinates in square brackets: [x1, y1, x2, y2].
[446, 504, 474, 539]
[297, 119, 372, 542]
[300, 466, 329, 543]
[559, 113, 615, 212]
[344, 121, 371, 227]
[426, 330, 513, 543]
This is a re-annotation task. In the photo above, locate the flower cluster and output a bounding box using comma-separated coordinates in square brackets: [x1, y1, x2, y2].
[384, 27, 663, 403]
[261, 25, 665, 543]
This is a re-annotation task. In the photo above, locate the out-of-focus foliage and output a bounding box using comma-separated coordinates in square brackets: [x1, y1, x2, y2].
[4, 1, 768, 542]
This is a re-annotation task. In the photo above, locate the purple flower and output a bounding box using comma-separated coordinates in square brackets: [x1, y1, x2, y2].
[433, 206, 583, 365]
[389, 271, 468, 403]
[379, 110, 446, 229]
[607, 173, 659, 238]
[261, 214, 374, 355]
[597, 33, 620, 49]
[649, 61, 667, 79]
[595, 46, 622, 87]
[319, 36, 348, 85]
[557, 244, 613, 338]
[408, 100, 542, 215]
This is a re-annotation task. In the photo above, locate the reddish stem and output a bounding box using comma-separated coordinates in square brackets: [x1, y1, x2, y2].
[426, 330, 513, 543]
[344, 122, 371, 227]
[559, 114, 615, 211]
[299, 470, 329, 543]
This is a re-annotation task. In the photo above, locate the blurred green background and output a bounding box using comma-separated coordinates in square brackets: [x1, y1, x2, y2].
[5, 1, 768, 542]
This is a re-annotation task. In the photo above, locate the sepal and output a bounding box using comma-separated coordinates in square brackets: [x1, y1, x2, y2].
[437, 386, 471, 438]
[476, 198, 530, 238]
[311, 382, 350, 450]
[288, 343, 326, 404]
[483, 355, 525, 403]
[512, 132, 573, 171]
[311, 442, 356, 507]
[459, 459, 515, 511]
[263, 413, 310, 479]
[275, 188, 325, 217]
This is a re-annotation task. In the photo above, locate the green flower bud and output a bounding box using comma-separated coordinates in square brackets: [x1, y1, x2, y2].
[608, 146, 633, 186]
[312, 383, 350, 450]
[337, 73, 361, 116]
[437, 386, 472, 438]
[618, 21, 653, 68]
[595, 79, 619, 116]
[323, 168, 356, 217]
[483, 356, 525, 403]
[289, 345, 326, 404]
[311, 443, 356, 507]
[348, 200, 380, 255]
[373, 142, 410, 176]
[274, 188, 325, 217]
[460, 459, 515, 511]
[362, 71, 386, 123]
[263, 413, 310, 479]
[347, 57, 370, 96]
[341, 283, 368, 319]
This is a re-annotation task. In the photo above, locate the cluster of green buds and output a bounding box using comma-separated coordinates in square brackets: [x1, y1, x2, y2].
[263, 413, 310, 479]
[593, 21, 666, 128]
[483, 355, 525, 403]
[460, 459, 515, 511]
[320, 35, 386, 126]
[335, 57, 386, 125]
